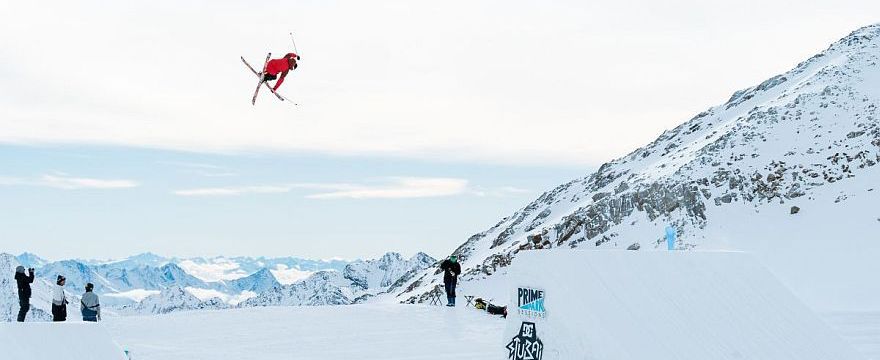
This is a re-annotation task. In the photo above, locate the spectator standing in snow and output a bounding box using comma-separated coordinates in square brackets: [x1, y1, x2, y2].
[440, 255, 461, 307]
[81, 283, 101, 322]
[52, 275, 68, 322]
[14, 265, 35, 322]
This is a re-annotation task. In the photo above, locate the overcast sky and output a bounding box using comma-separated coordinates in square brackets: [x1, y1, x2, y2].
[0, 0, 877, 260]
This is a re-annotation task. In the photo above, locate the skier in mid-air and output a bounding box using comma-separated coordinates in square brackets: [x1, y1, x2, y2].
[263, 53, 300, 92]
[242, 33, 302, 105]
[440, 255, 461, 307]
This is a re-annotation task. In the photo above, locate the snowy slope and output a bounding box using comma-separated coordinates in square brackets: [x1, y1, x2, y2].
[0, 323, 128, 360]
[104, 304, 505, 360]
[504, 251, 861, 360]
[824, 312, 880, 360]
[395, 23, 880, 311]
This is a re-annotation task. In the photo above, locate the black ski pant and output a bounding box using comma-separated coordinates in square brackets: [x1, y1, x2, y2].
[444, 280, 457, 300]
[17, 293, 29, 322]
[52, 303, 67, 322]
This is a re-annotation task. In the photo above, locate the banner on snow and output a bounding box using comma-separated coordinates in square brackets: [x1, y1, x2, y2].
[517, 287, 546, 319]
[506, 321, 544, 360]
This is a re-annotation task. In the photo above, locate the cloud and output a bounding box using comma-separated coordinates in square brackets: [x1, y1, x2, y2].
[304, 177, 468, 200]
[159, 161, 238, 177]
[0, 174, 139, 190]
[177, 259, 248, 282]
[158, 161, 227, 170]
[173, 185, 290, 197]
[10, 2, 873, 166]
[270, 265, 314, 285]
[469, 186, 531, 197]
[39, 175, 139, 189]
[172, 177, 470, 199]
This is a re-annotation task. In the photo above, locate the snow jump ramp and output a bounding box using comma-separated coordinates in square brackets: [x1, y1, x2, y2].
[504, 251, 862, 360]
[0, 322, 128, 360]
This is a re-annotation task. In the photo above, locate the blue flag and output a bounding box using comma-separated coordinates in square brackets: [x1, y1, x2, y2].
[665, 226, 677, 251]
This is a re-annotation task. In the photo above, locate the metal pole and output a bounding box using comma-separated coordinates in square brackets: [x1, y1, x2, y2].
[289, 32, 299, 56]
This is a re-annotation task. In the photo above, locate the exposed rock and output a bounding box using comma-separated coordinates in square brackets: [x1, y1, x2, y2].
[394, 24, 880, 305]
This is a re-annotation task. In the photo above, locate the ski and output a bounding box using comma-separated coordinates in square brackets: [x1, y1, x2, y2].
[242, 56, 295, 104]
[251, 53, 271, 105]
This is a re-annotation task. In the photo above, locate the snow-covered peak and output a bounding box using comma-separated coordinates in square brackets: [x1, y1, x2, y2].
[409, 252, 436, 268]
[15, 252, 47, 268]
[122, 285, 227, 315]
[237, 252, 436, 308]
[82, 252, 169, 268]
[39, 259, 113, 294]
[227, 267, 281, 294]
[344, 252, 436, 292]
[242, 271, 353, 307]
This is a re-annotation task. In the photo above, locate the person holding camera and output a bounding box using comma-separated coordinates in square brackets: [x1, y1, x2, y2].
[52, 275, 69, 322]
[14, 265, 35, 322]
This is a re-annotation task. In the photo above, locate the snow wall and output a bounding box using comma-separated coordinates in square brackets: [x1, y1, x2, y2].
[503, 250, 863, 360]
[0, 322, 128, 360]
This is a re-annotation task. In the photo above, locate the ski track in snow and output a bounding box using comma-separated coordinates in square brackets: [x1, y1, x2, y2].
[824, 312, 880, 360]
[102, 305, 880, 359]
[104, 304, 506, 360]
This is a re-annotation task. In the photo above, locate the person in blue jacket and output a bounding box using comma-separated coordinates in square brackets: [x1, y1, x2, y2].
[81, 283, 101, 322]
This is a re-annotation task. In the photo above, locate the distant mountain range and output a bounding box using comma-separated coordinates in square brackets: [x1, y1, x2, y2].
[1, 251, 435, 319]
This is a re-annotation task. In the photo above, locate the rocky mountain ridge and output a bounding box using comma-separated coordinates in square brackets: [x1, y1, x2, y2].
[393, 24, 880, 309]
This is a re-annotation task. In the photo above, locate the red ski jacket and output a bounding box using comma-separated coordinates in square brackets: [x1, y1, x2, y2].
[265, 53, 298, 91]
[265, 58, 291, 75]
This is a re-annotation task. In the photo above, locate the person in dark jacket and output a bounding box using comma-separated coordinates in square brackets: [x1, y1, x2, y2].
[440, 255, 461, 306]
[52, 275, 68, 322]
[14, 265, 35, 322]
[81, 283, 101, 322]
